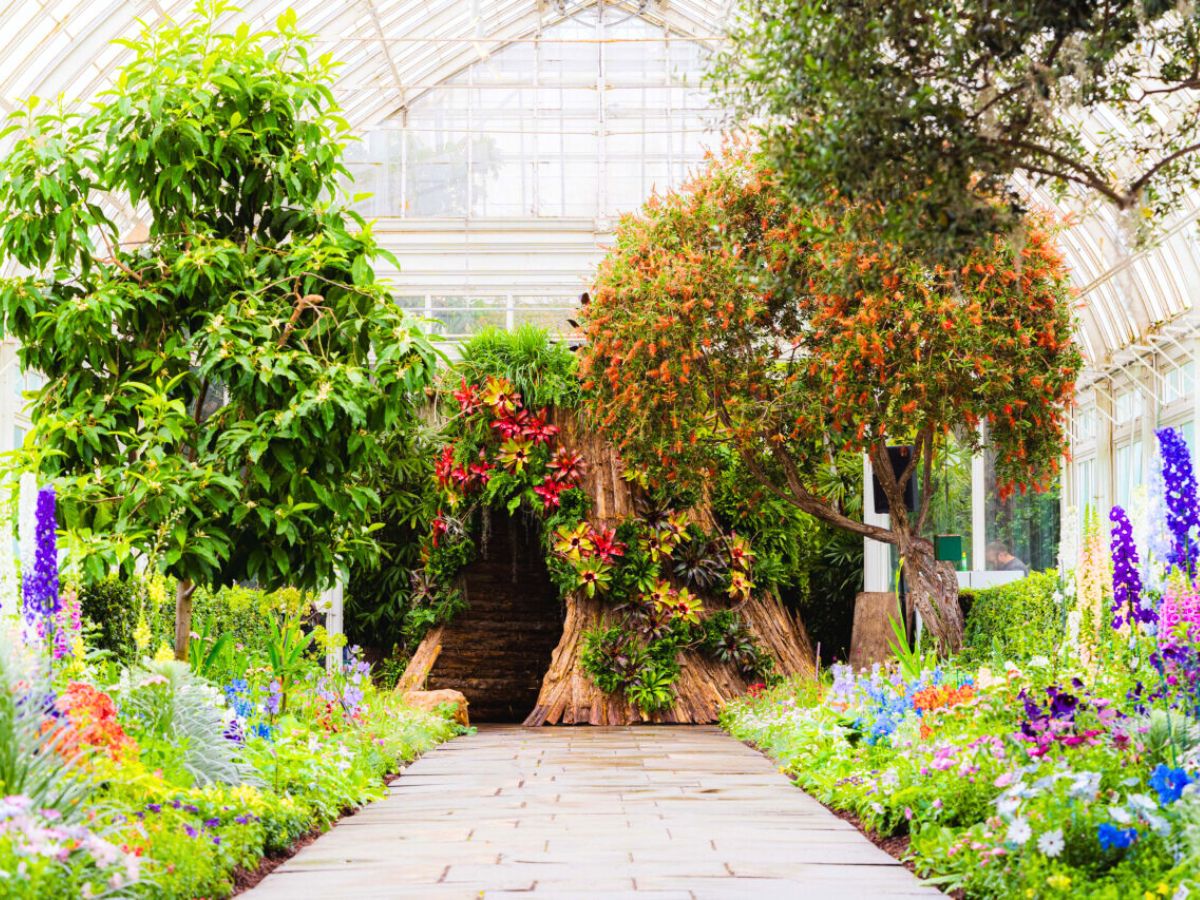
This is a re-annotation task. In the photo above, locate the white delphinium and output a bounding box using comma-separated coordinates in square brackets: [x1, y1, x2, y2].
[16, 472, 37, 602]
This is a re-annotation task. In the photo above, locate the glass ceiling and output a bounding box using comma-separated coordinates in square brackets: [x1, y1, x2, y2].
[1, 0, 1196, 380]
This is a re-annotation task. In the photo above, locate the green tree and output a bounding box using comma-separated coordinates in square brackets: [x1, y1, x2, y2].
[0, 3, 437, 659]
[717, 0, 1200, 258]
[580, 148, 1081, 652]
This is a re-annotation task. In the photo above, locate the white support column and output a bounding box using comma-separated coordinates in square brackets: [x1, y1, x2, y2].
[322, 579, 345, 673]
[862, 454, 891, 592]
[971, 445, 987, 573]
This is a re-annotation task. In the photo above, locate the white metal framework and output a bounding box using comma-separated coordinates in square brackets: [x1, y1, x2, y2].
[3, 0, 1200, 551]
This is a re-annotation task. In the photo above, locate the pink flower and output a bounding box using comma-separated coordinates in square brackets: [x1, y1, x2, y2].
[993, 772, 1013, 787]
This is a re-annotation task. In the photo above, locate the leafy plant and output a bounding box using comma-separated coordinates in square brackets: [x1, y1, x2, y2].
[0, 2, 437, 659]
[0, 627, 93, 819]
[264, 616, 314, 714]
[116, 659, 256, 788]
[581, 145, 1081, 652]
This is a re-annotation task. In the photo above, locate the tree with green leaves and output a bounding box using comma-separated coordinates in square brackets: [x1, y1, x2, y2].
[717, 0, 1200, 259]
[581, 148, 1081, 652]
[0, 3, 437, 659]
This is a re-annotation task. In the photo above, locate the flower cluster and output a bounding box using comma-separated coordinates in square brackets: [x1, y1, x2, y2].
[1015, 681, 1119, 757]
[1157, 583, 1200, 648]
[315, 649, 372, 729]
[551, 523, 627, 596]
[1109, 505, 1152, 630]
[22, 486, 60, 626]
[0, 795, 140, 892]
[1157, 426, 1199, 575]
[51, 682, 136, 761]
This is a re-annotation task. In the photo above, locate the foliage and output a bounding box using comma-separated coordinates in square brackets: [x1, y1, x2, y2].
[116, 659, 256, 788]
[581, 145, 1080, 651]
[454, 325, 580, 411]
[77, 576, 140, 664]
[0, 624, 94, 820]
[711, 447, 862, 661]
[0, 3, 437, 648]
[961, 571, 1065, 665]
[716, 0, 1200, 260]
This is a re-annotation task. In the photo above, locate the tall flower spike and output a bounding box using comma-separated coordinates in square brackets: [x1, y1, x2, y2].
[0, 501, 16, 615]
[1157, 427, 1200, 576]
[1109, 506, 1147, 631]
[17, 471, 37, 609]
[22, 487, 60, 635]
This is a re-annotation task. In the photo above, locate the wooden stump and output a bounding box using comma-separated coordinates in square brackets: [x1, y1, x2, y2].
[849, 591, 898, 670]
[402, 406, 818, 727]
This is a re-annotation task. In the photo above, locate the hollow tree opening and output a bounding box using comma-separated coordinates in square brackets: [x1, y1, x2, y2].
[422, 510, 563, 723]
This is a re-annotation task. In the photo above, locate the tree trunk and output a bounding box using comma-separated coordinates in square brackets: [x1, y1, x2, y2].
[896, 532, 963, 653]
[173, 578, 196, 661]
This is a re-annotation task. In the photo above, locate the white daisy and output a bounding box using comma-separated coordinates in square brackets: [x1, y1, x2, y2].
[1037, 828, 1064, 857]
[1006, 817, 1032, 846]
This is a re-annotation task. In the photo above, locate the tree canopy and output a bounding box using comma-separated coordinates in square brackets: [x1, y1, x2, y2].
[580, 147, 1082, 649]
[716, 0, 1200, 258]
[0, 3, 437, 649]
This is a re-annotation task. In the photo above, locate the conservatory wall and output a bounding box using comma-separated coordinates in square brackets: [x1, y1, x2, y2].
[342, 4, 721, 337]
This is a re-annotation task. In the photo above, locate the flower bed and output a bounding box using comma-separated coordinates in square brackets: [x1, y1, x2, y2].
[723, 426, 1200, 898]
[0, 483, 463, 899]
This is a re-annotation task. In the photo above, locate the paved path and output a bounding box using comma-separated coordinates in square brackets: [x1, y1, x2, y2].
[246, 725, 941, 899]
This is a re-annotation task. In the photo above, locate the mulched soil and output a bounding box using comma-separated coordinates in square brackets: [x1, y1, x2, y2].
[230, 770, 405, 895]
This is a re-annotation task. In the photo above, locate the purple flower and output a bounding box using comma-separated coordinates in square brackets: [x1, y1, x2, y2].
[1157, 427, 1199, 575]
[183, 824, 198, 838]
[22, 488, 60, 629]
[145, 803, 162, 814]
[263, 681, 282, 716]
[1110, 506, 1149, 629]
[203, 817, 220, 828]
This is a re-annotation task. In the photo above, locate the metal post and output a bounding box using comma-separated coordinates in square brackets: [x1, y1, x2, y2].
[323, 579, 345, 673]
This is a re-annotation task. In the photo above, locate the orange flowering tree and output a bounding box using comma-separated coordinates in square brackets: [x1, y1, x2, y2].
[580, 148, 1082, 652]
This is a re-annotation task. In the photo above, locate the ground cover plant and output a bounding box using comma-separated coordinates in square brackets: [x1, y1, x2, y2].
[722, 428, 1200, 897]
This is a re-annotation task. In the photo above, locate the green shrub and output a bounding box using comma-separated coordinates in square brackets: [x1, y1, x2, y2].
[961, 570, 1064, 664]
[77, 576, 140, 663]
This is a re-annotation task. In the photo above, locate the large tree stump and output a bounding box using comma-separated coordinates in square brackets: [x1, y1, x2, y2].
[402, 406, 816, 726]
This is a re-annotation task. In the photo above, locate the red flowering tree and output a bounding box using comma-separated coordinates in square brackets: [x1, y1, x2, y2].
[580, 148, 1082, 652]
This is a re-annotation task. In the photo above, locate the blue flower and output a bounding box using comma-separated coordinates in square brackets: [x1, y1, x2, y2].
[1149, 764, 1192, 806]
[1097, 822, 1137, 851]
[1157, 427, 1200, 576]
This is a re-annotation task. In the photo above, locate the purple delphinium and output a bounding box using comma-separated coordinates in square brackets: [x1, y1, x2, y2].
[1157, 427, 1200, 575]
[1110, 506, 1150, 630]
[22, 487, 59, 626]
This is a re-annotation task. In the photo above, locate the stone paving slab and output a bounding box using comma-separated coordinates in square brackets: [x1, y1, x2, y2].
[245, 725, 942, 899]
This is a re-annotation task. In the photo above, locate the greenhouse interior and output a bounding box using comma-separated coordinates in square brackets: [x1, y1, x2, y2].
[2, 0, 1200, 897]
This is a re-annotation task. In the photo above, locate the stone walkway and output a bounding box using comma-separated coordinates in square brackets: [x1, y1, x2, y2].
[246, 725, 942, 899]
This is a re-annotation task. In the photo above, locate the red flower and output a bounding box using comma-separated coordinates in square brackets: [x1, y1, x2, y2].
[747, 682, 767, 698]
[434, 446, 455, 489]
[590, 526, 626, 563]
[492, 409, 531, 440]
[469, 452, 492, 487]
[523, 411, 560, 445]
[453, 379, 482, 416]
[534, 476, 565, 510]
[548, 447, 586, 484]
[432, 512, 449, 547]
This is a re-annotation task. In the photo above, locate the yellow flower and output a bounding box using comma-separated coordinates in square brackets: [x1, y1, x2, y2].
[133, 613, 152, 652]
[1046, 874, 1071, 892]
[1157, 886, 1170, 897]
[153, 643, 175, 662]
